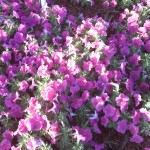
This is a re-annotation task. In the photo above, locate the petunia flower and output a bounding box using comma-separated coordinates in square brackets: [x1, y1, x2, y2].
[117, 119, 128, 134]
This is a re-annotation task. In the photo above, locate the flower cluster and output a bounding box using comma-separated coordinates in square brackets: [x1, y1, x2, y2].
[0, 0, 150, 149]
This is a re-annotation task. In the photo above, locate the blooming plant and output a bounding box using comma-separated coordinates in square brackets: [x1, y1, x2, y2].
[0, 0, 150, 149]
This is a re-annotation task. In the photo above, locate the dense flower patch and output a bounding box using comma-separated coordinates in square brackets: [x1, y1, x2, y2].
[0, 0, 150, 149]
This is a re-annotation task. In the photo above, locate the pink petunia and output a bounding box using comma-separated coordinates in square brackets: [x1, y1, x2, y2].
[130, 134, 143, 144]
[19, 80, 28, 92]
[115, 93, 129, 112]
[100, 116, 109, 127]
[41, 86, 57, 102]
[72, 126, 92, 143]
[103, 104, 116, 117]
[0, 139, 11, 150]
[117, 119, 128, 134]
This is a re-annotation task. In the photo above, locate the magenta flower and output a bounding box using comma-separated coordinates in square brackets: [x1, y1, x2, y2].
[26, 138, 42, 150]
[128, 22, 139, 33]
[132, 37, 143, 48]
[0, 75, 8, 88]
[72, 126, 92, 143]
[37, 65, 49, 77]
[14, 32, 25, 44]
[0, 139, 11, 150]
[120, 46, 130, 56]
[128, 53, 141, 66]
[100, 116, 109, 126]
[28, 42, 39, 54]
[1, 51, 11, 62]
[128, 123, 139, 135]
[3, 130, 13, 140]
[0, 29, 8, 42]
[17, 119, 29, 133]
[140, 82, 149, 93]
[132, 110, 140, 124]
[145, 40, 150, 52]
[103, 104, 116, 117]
[49, 121, 60, 144]
[41, 86, 57, 102]
[92, 96, 105, 112]
[117, 119, 128, 134]
[83, 61, 93, 72]
[133, 94, 142, 107]
[9, 104, 23, 118]
[109, 108, 120, 122]
[144, 20, 150, 30]
[19, 80, 28, 92]
[115, 93, 129, 112]
[130, 134, 143, 144]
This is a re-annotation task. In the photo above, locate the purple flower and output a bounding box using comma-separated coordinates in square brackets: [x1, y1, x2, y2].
[132, 37, 143, 48]
[120, 46, 130, 56]
[0, 29, 8, 42]
[145, 40, 150, 52]
[37, 65, 49, 77]
[130, 134, 143, 144]
[14, 32, 25, 44]
[3, 130, 13, 140]
[132, 110, 140, 124]
[128, 22, 139, 33]
[9, 104, 23, 118]
[117, 119, 128, 134]
[130, 70, 141, 81]
[128, 123, 139, 135]
[92, 96, 105, 112]
[115, 93, 129, 112]
[140, 82, 149, 93]
[128, 53, 141, 66]
[1, 51, 11, 62]
[144, 20, 150, 30]
[100, 116, 109, 126]
[41, 86, 57, 102]
[19, 80, 28, 92]
[72, 126, 92, 143]
[133, 93, 142, 107]
[26, 138, 42, 150]
[103, 104, 116, 117]
[0, 75, 8, 88]
[18, 24, 27, 34]
[27, 114, 47, 131]
[0, 139, 11, 150]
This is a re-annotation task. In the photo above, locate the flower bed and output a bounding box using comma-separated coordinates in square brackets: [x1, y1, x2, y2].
[0, 0, 150, 149]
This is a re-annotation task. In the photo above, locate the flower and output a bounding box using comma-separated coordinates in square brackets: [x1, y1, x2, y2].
[133, 94, 142, 107]
[0, 139, 11, 150]
[115, 93, 129, 112]
[26, 138, 42, 150]
[128, 53, 141, 66]
[145, 40, 150, 52]
[41, 86, 57, 102]
[92, 96, 105, 112]
[3, 130, 13, 140]
[130, 134, 143, 144]
[100, 116, 109, 126]
[14, 32, 24, 44]
[0, 29, 8, 42]
[1, 51, 11, 62]
[19, 80, 28, 92]
[132, 37, 143, 48]
[128, 123, 139, 135]
[72, 126, 92, 143]
[117, 119, 128, 134]
[103, 104, 116, 117]
[0, 75, 8, 88]
[9, 104, 23, 118]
